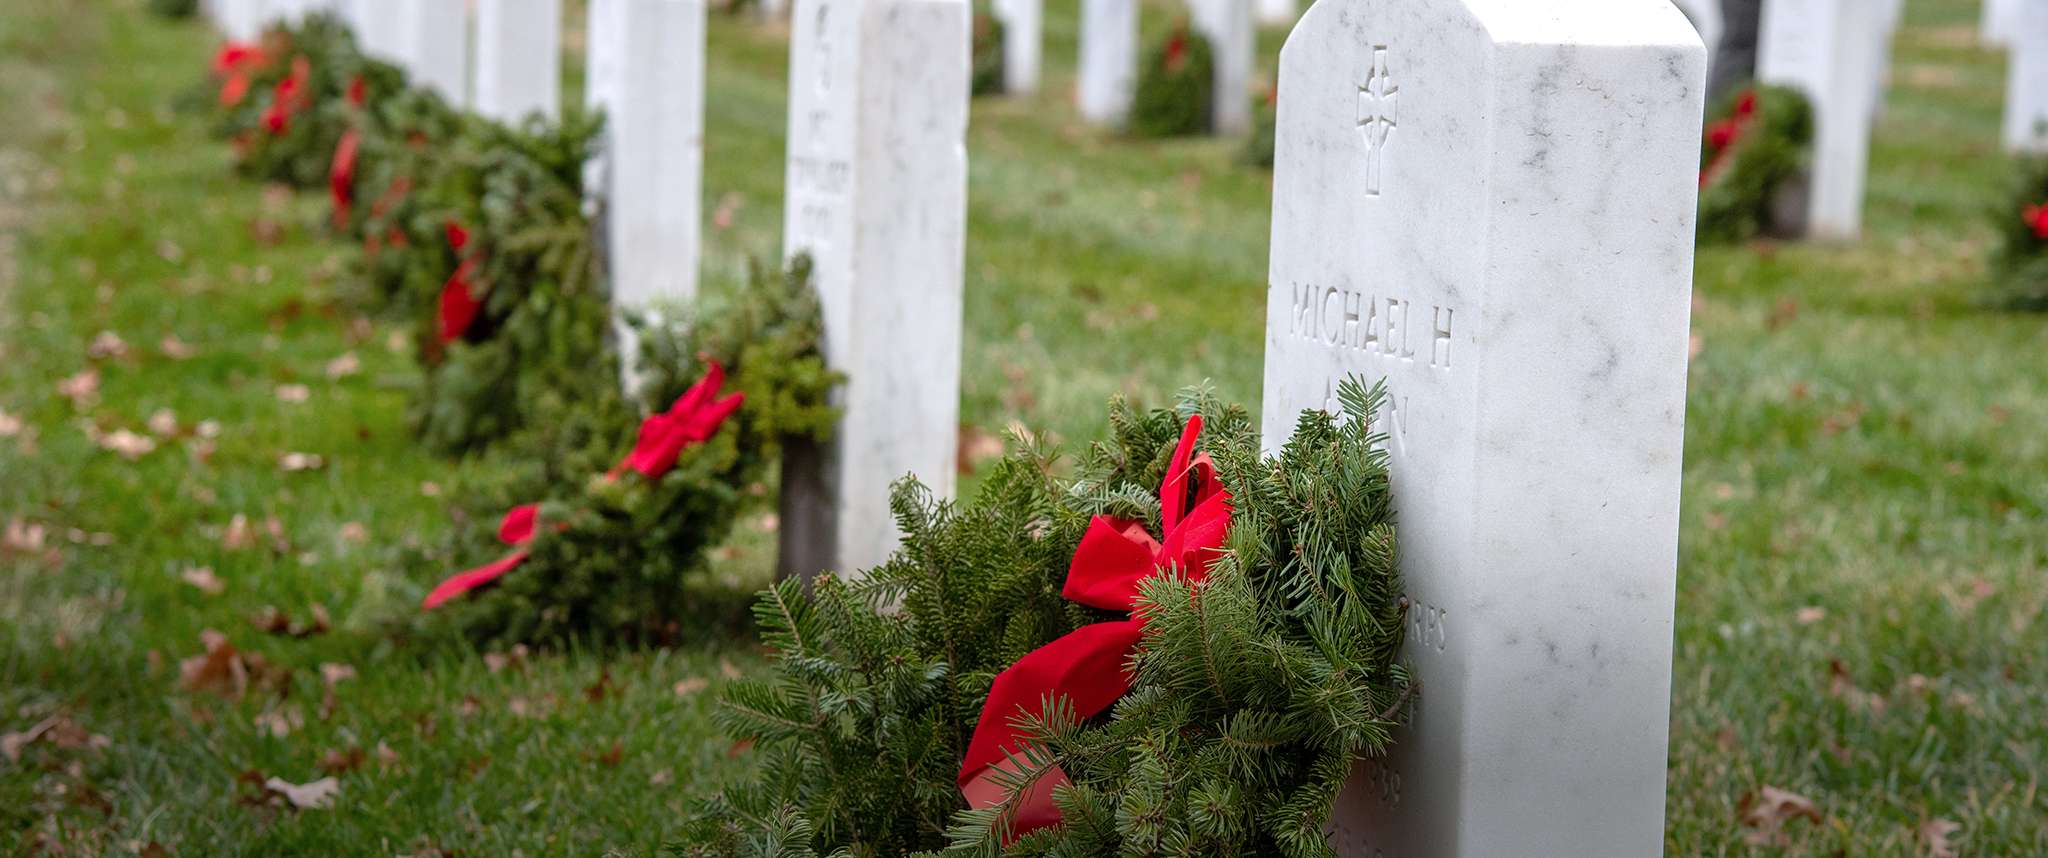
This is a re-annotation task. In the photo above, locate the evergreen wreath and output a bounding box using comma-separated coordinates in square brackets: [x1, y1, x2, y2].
[206, 13, 396, 190]
[1129, 19, 1215, 138]
[413, 257, 841, 647]
[972, 8, 1008, 98]
[1987, 156, 2048, 310]
[1697, 83, 1813, 243]
[678, 378, 1408, 856]
[1241, 84, 1278, 168]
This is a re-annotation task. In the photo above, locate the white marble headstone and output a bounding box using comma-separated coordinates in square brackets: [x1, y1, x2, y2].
[215, 0, 262, 40]
[1077, 0, 1136, 125]
[1987, 0, 2021, 47]
[1671, 0, 1723, 77]
[1256, 0, 1296, 27]
[604, 0, 708, 377]
[352, 0, 406, 63]
[396, 0, 472, 107]
[474, 0, 563, 124]
[1190, 0, 1253, 133]
[1757, 0, 1884, 239]
[996, 0, 1042, 94]
[2006, 0, 2048, 151]
[777, 0, 969, 582]
[1259, 1, 1703, 855]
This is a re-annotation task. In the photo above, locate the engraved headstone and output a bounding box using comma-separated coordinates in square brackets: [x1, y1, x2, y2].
[397, 0, 472, 107]
[353, 0, 407, 63]
[1757, 0, 1885, 238]
[474, 0, 562, 124]
[603, 0, 708, 382]
[2006, 0, 2048, 151]
[996, 0, 1041, 94]
[1190, 0, 1253, 133]
[777, 0, 969, 583]
[1259, 1, 1704, 855]
[1672, 0, 1723, 77]
[1077, 0, 1136, 124]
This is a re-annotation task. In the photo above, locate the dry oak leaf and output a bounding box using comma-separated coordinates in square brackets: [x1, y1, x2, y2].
[96, 428, 157, 461]
[319, 746, 366, 774]
[88, 330, 129, 360]
[179, 630, 286, 700]
[263, 775, 340, 810]
[2, 715, 111, 762]
[1738, 785, 1823, 847]
[1919, 818, 1962, 858]
[274, 383, 310, 404]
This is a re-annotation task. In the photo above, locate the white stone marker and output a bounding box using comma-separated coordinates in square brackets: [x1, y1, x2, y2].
[1987, 0, 2021, 46]
[995, 0, 1042, 94]
[777, 0, 969, 582]
[216, 0, 262, 39]
[1672, 0, 1723, 75]
[604, 0, 708, 355]
[2007, 0, 2048, 151]
[1256, 0, 1295, 27]
[1189, 0, 1253, 133]
[761, 0, 790, 18]
[474, 0, 563, 124]
[1258, 1, 1704, 855]
[1076, 0, 1136, 124]
[352, 0, 406, 63]
[396, 0, 472, 107]
[1758, 0, 1884, 239]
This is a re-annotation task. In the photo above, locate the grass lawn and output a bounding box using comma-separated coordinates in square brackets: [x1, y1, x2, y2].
[2, 0, 2043, 854]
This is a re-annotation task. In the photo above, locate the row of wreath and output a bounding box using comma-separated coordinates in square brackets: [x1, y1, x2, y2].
[200, 13, 1411, 855]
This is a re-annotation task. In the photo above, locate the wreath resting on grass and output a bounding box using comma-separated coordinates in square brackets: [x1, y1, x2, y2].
[1988, 156, 2048, 310]
[412, 258, 840, 647]
[972, 7, 1007, 97]
[1697, 83, 1814, 242]
[678, 378, 1408, 857]
[1129, 20, 1215, 138]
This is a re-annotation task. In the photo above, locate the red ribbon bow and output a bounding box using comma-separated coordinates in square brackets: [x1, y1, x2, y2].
[329, 129, 360, 229]
[2023, 203, 2048, 240]
[1699, 88, 1760, 188]
[436, 221, 483, 344]
[346, 74, 367, 109]
[260, 55, 312, 135]
[420, 363, 746, 610]
[957, 414, 1232, 838]
[213, 41, 267, 108]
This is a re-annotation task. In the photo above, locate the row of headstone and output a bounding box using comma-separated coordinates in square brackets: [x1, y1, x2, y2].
[195, 0, 1713, 853]
[1753, 0, 1900, 239]
[2005, 0, 2048, 151]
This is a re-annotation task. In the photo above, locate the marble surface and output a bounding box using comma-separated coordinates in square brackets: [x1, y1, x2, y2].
[1671, 0, 1723, 76]
[1190, 0, 1254, 133]
[1758, 0, 1883, 239]
[473, 0, 563, 125]
[605, 0, 707, 322]
[778, 0, 969, 583]
[1987, 0, 2021, 46]
[1257, 0, 1296, 27]
[397, 0, 471, 108]
[1260, 0, 1702, 854]
[1077, 0, 1136, 124]
[2006, 0, 2048, 151]
[997, 0, 1042, 94]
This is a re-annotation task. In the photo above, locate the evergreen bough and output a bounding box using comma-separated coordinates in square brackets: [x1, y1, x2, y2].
[1129, 21, 1214, 139]
[678, 379, 1408, 857]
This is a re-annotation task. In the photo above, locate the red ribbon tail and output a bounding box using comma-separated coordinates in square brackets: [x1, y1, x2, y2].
[498, 504, 539, 544]
[421, 550, 529, 610]
[960, 762, 1071, 843]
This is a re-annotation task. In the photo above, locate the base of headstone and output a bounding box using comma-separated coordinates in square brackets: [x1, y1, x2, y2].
[775, 436, 839, 584]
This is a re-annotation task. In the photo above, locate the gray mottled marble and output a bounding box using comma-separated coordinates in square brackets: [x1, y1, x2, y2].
[778, 0, 968, 583]
[1260, 1, 1703, 854]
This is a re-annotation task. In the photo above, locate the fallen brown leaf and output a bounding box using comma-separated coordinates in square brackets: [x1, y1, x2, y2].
[182, 566, 225, 595]
[1827, 659, 1886, 714]
[278, 452, 325, 472]
[56, 369, 100, 408]
[319, 746, 366, 774]
[159, 335, 197, 360]
[1, 715, 110, 762]
[1738, 784, 1823, 847]
[584, 669, 617, 703]
[147, 408, 180, 437]
[324, 352, 361, 380]
[0, 408, 21, 438]
[95, 428, 156, 461]
[179, 630, 287, 700]
[673, 677, 710, 697]
[3, 517, 47, 554]
[375, 741, 401, 769]
[337, 522, 368, 544]
[1919, 818, 1961, 858]
[263, 776, 339, 810]
[88, 330, 129, 360]
[254, 705, 303, 738]
[483, 645, 528, 674]
[1795, 606, 1826, 625]
[274, 384, 310, 404]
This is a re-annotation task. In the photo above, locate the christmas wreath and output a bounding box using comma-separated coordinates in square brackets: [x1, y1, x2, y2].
[973, 7, 1007, 97]
[1129, 20, 1215, 138]
[679, 378, 1408, 856]
[1987, 156, 2048, 310]
[204, 13, 406, 190]
[413, 257, 840, 646]
[1242, 84, 1278, 168]
[1697, 83, 1813, 242]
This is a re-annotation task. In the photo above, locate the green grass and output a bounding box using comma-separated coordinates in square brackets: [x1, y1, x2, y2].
[2, 0, 2044, 854]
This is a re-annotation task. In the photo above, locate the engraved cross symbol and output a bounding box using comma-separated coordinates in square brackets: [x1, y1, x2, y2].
[1356, 47, 1398, 197]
